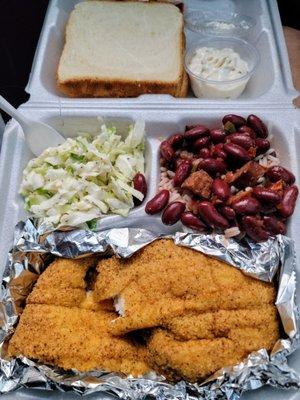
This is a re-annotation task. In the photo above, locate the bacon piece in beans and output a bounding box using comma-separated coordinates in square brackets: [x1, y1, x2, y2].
[225, 161, 266, 189]
[182, 170, 213, 199]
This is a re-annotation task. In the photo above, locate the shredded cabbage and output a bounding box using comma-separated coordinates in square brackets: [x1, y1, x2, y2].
[20, 121, 146, 227]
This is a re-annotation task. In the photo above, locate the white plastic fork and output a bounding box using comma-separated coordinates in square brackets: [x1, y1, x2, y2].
[0, 95, 65, 156]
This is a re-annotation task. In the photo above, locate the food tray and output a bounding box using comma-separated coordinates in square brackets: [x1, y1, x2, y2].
[0, 106, 300, 400]
[24, 0, 298, 107]
[1, 0, 300, 398]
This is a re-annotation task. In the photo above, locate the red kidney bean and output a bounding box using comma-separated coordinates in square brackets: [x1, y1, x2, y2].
[194, 136, 211, 151]
[232, 197, 261, 215]
[175, 158, 186, 169]
[218, 205, 236, 220]
[160, 140, 175, 161]
[242, 216, 269, 242]
[198, 201, 229, 229]
[278, 185, 298, 217]
[133, 173, 147, 205]
[185, 125, 195, 131]
[198, 158, 227, 176]
[222, 114, 246, 128]
[212, 179, 231, 201]
[162, 202, 186, 225]
[238, 125, 256, 138]
[209, 128, 226, 143]
[252, 187, 282, 205]
[211, 143, 227, 159]
[255, 138, 270, 155]
[173, 160, 192, 187]
[247, 114, 268, 138]
[167, 133, 184, 148]
[266, 166, 295, 185]
[227, 133, 255, 150]
[198, 147, 211, 159]
[184, 125, 209, 140]
[145, 190, 170, 215]
[263, 215, 286, 235]
[223, 143, 251, 164]
[181, 212, 206, 231]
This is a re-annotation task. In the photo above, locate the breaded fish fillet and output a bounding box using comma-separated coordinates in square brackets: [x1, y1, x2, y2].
[147, 323, 280, 382]
[94, 240, 277, 336]
[9, 256, 149, 376]
[164, 306, 278, 340]
[8, 304, 149, 376]
[9, 243, 280, 382]
[27, 256, 112, 311]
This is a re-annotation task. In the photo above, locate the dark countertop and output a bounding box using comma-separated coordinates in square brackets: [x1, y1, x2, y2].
[0, 0, 49, 121]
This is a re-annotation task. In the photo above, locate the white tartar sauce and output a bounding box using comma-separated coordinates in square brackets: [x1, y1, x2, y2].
[187, 47, 250, 99]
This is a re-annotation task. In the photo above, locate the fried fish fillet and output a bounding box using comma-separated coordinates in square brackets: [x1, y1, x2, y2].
[146, 303, 280, 381]
[147, 322, 280, 382]
[164, 306, 278, 340]
[8, 304, 149, 375]
[9, 242, 280, 382]
[27, 256, 112, 311]
[9, 257, 149, 376]
[94, 240, 277, 336]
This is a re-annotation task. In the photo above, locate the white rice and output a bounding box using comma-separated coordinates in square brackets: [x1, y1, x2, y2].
[192, 159, 202, 169]
[167, 170, 175, 178]
[257, 176, 266, 184]
[267, 155, 280, 167]
[179, 150, 194, 159]
[256, 147, 280, 168]
[158, 167, 193, 209]
[225, 227, 241, 238]
[169, 192, 181, 202]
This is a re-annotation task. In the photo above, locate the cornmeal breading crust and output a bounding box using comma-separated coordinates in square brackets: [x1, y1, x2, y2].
[8, 257, 149, 376]
[8, 304, 148, 375]
[147, 323, 279, 382]
[8, 240, 280, 382]
[94, 240, 277, 337]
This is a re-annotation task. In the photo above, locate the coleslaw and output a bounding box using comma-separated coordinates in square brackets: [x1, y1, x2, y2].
[20, 120, 146, 227]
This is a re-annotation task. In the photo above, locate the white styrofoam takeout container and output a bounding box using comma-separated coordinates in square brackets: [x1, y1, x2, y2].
[24, 0, 299, 107]
[0, 106, 300, 400]
[0, 114, 4, 150]
[0, 0, 300, 399]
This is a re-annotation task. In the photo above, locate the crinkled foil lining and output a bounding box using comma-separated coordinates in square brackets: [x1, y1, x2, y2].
[0, 219, 299, 398]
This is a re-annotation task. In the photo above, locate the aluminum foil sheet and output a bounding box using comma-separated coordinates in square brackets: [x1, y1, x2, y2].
[0, 219, 299, 399]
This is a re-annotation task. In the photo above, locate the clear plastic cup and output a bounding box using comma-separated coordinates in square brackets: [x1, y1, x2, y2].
[184, 37, 260, 99]
[184, 10, 256, 38]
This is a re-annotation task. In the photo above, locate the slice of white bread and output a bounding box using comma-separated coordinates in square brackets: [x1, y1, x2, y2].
[57, 1, 188, 98]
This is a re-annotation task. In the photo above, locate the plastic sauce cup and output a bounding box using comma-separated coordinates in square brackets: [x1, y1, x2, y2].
[184, 37, 260, 99]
